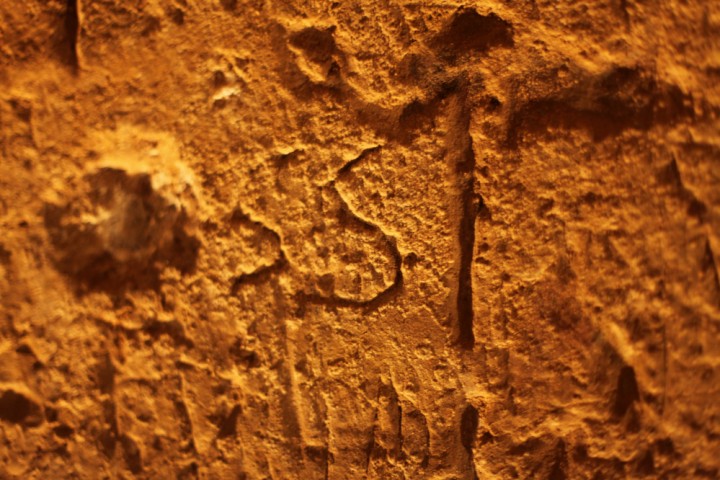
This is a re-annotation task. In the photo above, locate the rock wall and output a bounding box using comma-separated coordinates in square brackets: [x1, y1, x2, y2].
[1, 1, 719, 478]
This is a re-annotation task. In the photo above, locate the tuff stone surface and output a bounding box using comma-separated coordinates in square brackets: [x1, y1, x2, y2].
[1, 1, 719, 478]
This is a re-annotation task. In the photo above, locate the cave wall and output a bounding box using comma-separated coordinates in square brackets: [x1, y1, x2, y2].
[1, 1, 719, 478]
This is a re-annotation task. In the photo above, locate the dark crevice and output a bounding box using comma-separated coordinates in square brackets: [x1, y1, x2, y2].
[431, 8, 514, 60]
[304, 445, 330, 476]
[703, 240, 720, 302]
[120, 434, 143, 474]
[548, 440, 568, 480]
[64, 0, 80, 71]
[0, 389, 42, 426]
[457, 142, 477, 349]
[365, 406, 378, 473]
[288, 26, 339, 65]
[220, 0, 237, 11]
[99, 398, 119, 458]
[460, 404, 479, 451]
[657, 157, 683, 187]
[636, 449, 655, 476]
[613, 366, 640, 417]
[619, 0, 631, 28]
[460, 404, 480, 480]
[382, 380, 402, 460]
[661, 323, 668, 415]
[397, 403, 403, 460]
[451, 86, 477, 350]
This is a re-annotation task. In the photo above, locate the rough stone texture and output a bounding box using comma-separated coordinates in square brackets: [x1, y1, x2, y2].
[1, 1, 719, 478]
